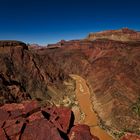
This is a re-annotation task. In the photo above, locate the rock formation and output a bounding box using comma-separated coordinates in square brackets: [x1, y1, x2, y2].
[120, 133, 140, 140]
[0, 40, 74, 106]
[0, 100, 98, 140]
[87, 28, 140, 41]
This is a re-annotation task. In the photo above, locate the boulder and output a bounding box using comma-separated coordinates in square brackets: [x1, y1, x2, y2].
[68, 124, 99, 140]
[120, 133, 140, 140]
[0, 100, 99, 140]
[21, 119, 63, 140]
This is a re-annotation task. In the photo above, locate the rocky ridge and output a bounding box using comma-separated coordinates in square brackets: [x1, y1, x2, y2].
[0, 40, 74, 106]
[0, 100, 99, 140]
[87, 28, 140, 41]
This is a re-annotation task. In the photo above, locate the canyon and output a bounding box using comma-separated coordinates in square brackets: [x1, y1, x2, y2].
[0, 28, 140, 140]
[70, 74, 113, 140]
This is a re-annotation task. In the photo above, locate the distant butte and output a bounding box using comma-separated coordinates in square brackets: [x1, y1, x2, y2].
[0, 40, 28, 49]
[87, 28, 140, 41]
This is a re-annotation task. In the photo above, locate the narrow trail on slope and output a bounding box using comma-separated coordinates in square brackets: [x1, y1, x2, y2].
[70, 74, 114, 140]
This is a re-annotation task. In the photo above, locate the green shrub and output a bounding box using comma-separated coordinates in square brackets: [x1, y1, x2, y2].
[132, 98, 140, 117]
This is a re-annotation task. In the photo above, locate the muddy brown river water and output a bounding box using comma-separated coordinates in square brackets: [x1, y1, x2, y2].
[70, 74, 114, 140]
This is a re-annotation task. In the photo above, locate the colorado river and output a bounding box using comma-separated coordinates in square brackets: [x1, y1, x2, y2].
[70, 74, 114, 140]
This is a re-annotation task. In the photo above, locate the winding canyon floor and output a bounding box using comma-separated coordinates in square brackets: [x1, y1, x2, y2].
[70, 74, 114, 140]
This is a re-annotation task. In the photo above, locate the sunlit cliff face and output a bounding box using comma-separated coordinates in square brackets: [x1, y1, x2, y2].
[87, 28, 140, 41]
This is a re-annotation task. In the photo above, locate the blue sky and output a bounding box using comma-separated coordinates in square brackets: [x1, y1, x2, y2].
[0, 0, 140, 45]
